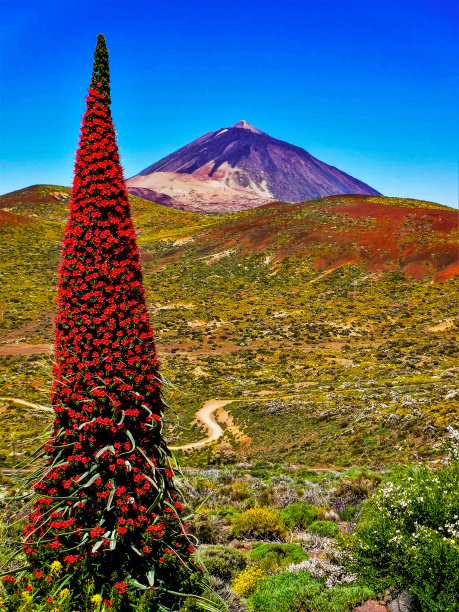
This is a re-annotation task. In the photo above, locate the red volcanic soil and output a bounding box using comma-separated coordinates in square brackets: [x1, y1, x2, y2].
[1, 185, 68, 205]
[0, 209, 29, 226]
[0, 185, 71, 222]
[157, 197, 458, 282]
[434, 262, 459, 283]
[328, 199, 458, 279]
[334, 199, 458, 232]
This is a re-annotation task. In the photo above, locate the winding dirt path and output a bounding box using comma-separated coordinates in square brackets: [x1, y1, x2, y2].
[170, 396, 344, 472]
[170, 395, 307, 452]
[170, 399, 235, 451]
[0, 397, 53, 414]
[0, 395, 341, 473]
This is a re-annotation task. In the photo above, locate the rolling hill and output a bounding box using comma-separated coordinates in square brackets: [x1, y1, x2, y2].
[0, 185, 458, 468]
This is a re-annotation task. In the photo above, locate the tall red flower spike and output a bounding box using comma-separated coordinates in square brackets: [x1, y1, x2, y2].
[4, 35, 208, 611]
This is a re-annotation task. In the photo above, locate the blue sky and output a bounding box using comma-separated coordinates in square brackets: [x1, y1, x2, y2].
[1, 0, 457, 206]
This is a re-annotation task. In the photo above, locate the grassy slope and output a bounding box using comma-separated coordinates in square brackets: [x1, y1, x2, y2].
[0, 185, 458, 468]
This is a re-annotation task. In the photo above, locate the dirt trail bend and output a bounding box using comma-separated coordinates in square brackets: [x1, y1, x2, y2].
[170, 399, 235, 451]
[170, 396, 344, 473]
[0, 397, 54, 414]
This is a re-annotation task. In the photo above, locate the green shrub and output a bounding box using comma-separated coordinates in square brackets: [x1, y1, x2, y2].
[307, 585, 376, 612]
[216, 505, 241, 523]
[248, 571, 322, 611]
[257, 488, 273, 507]
[221, 481, 251, 501]
[198, 545, 247, 582]
[0, 473, 13, 487]
[334, 472, 382, 503]
[187, 512, 215, 543]
[250, 542, 308, 572]
[280, 502, 318, 529]
[340, 460, 459, 611]
[233, 507, 287, 539]
[337, 505, 358, 522]
[309, 520, 340, 537]
[248, 571, 374, 612]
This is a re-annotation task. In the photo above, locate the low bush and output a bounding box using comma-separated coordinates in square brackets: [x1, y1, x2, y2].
[233, 507, 287, 540]
[334, 473, 382, 505]
[187, 513, 231, 543]
[187, 513, 216, 543]
[248, 571, 321, 611]
[305, 584, 376, 612]
[309, 520, 340, 538]
[220, 481, 251, 501]
[257, 488, 273, 507]
[280, 502, 318, 529]
[250, 542, 308, 572]
[336, 505, 358, 522]
[232, 565, 265, 598]
[340, 460, 459, 611]
[198, 545, 247, 582]
[216, 505, 241, 523]
[247, 571, 374, 612]
[0, 473, 13, 487]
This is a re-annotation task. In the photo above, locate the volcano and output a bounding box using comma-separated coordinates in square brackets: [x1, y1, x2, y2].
[126, 121, 381, 213]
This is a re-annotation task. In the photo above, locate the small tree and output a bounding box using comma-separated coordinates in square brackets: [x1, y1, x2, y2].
[2, 34, 211, 611]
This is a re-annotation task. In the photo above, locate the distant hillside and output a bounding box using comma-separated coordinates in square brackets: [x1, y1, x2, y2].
[1, 185, 456, 283]
[0, 185, 458, 467]
[127, 121, 381, 212]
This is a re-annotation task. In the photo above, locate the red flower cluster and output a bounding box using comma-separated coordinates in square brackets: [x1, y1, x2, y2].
[18, 36, 202, 601]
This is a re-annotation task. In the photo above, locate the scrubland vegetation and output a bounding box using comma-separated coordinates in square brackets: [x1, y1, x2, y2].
[3, 453, 458, 610]
[0, 186, 458, 610]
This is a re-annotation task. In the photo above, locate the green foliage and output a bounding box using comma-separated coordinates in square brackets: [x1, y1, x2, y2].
[280, 502, 319, 529]
[216, 506, 241, 522]
[336, 505, 358, 522]
[304, 584, 376, 612]
[92, 33, 111, 104]
[187, 513, 217, 544]
[309, 521, 340, 538]
[249, 543, 308, 572]
[220, 481, 251, 501]
[341, 460, 459, 611]
[334, 473, 382, 503]
[197, 545, 247, 582]
[247, 571, 374, 612]
[233, 507, 287, 540]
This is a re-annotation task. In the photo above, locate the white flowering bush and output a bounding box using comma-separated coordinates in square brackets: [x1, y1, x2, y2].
[446, 425, 459, 461]
[287, 556, 356, 588]
[340, 458, 459, 611]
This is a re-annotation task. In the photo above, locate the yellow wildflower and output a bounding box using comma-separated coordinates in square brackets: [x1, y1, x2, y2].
[232, 565, 265, 597]
[91, 593, 103, 606]
[60, 588, 71, 600]
[49, 560, 62, 576]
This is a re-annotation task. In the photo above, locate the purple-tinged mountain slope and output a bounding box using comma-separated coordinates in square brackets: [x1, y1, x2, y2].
[127, 121, 381, 213]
